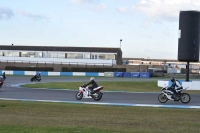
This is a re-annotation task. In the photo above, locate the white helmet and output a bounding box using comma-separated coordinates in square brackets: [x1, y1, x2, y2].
[90, 77, 95, 81]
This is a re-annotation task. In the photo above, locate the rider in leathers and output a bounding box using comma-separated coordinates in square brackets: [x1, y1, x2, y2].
[169, 77, 183, 99]
[35, 72, 41, 80]
[2, 72, 6, 80]
[84, 77, 99, 94]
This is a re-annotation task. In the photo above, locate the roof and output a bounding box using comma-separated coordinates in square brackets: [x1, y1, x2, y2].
[122, 58, 179, 62]
[0, 45, 121, 53]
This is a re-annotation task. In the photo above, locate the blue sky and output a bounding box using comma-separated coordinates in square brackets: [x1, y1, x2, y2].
[0, 0, 200, 59]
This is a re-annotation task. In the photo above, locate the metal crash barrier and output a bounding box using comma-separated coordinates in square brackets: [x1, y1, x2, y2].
[113, 72, 151, 78]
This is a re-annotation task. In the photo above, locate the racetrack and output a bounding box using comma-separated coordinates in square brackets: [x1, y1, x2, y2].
[1, 76, 200, 108]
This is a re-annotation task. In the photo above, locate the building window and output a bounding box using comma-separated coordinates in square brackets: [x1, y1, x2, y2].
[58, 53, 65, 58]
[29, 52, 35, 58]
[49, 52, 57, 58]
[5, 51, 13, 57]
[106, 54, 115, 60]
[67, 53, 83, 59]
[91, 54, 98, 59]
[42, 52, 49, 58]
[37, 52, 42, 58]
[98, 54, 106, 59]
[83, 54, 90, 59]
[13, 51, 19, 57]
[21, 52, 29, 57]
[0, 52, 3, 56]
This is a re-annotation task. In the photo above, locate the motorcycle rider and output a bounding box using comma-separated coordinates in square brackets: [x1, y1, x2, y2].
[2, 72, 6, 80]
[35, 72, 41, 80]
[169, 77, 183, 99]
[84, 77, 99, 94]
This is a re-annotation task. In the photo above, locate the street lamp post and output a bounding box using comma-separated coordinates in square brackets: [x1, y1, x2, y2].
[120, 39, 122, 49]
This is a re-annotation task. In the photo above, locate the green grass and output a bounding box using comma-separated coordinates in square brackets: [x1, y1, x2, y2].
[0, 100, 200, 133]
[21, 81, 200, 94]
[22, 81, 159, 92]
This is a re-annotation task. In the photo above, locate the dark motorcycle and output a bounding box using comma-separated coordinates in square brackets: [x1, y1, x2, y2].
[30, 76, 41, 82]
[158, 86, 191, 104]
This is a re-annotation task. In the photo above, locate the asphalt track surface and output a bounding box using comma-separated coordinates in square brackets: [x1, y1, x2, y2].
[0, 76, 200, 108]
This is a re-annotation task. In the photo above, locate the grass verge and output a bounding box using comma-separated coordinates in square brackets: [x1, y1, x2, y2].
[0, 100, 200, 133]
[21, 81, 200, 94]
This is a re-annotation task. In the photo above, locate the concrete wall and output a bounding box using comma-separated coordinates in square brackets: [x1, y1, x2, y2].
[0, 62, 166, 72]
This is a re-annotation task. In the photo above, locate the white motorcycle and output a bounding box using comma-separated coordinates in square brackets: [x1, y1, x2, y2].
[75, 84, 104, 101]
[158, 85, 191, 104]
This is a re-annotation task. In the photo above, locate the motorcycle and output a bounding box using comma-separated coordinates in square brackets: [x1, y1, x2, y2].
[30, 75, 42, 82]
[75, 84, 104, 101]
[2, 76, 6, 81]
[158, 85, 191, 104]
[0, 80, 3, 89]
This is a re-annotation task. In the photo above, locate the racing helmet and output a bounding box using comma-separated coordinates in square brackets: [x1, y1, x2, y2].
[90, 77, 95, 81]
[171, 77, 175, 82]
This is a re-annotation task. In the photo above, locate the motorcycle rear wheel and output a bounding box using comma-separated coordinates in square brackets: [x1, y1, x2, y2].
[93, 92, 103, 101]
[75, 92, 83, 100]
[180, 93, 191, 104]
[158, 93, 168, 103]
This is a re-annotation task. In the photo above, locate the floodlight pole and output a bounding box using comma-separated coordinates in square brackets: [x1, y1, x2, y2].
[120, 39, 122, 49]
[186, 61, 190, 81]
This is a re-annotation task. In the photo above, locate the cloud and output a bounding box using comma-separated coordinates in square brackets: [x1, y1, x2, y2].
[0, 7, 14, 20]
[71, 0, 107, 12]
[131, 0, 200, 23]
[90, 3, 108, 11]
[116, 7, 129, 13]
[71, 0, 98, 4]
[17, 10, 51, 20]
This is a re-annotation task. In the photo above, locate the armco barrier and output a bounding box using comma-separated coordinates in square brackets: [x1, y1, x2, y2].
[0, 70, 151, 78]
[130, 72, 140, 78]
[114, 72, 124, 77]
[123, 72, 132, 77]
[0, 70, 104, 77]
[140, 72, 151, 78]
[114, 72, 151, 78]
[104, 72, 114, 77]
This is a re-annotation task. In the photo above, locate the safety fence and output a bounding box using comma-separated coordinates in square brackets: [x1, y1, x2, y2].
[0, 70, 152, 78]
[105, 72, 151, 78]
[0, 70, 104, 77]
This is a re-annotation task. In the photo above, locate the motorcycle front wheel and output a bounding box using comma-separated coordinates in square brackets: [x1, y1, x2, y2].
[93, 92, 103, 101]
[75, 92, 83, 100]
[158, 93, 168, 103]
[30, 77, 34, 82]
[180, 93, 191, 104]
